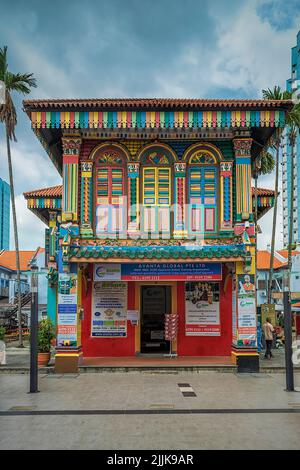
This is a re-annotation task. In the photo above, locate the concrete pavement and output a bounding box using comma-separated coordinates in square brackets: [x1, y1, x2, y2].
[0, 371, 300, 449]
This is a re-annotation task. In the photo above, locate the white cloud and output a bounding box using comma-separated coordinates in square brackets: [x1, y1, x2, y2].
[210, 1, 300, 94]
[10, 195, 46, 251]
[0, 141, 61, 194]
[0, 139, 60, 251]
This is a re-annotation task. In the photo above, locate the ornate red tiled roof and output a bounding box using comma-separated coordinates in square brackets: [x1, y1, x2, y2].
[24, 185, 274, 199]
[23, 185, 62, 198]
[252, 187, 275, 196]
[23, 98, 292, 110]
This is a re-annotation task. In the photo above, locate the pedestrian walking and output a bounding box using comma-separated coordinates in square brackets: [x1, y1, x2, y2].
[263, 317, 275, 359]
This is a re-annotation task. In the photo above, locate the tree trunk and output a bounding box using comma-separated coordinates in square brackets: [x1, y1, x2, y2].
[287, 129, 295, 282]
[5, 127, 23, 347]
[267, 140, 280, 303]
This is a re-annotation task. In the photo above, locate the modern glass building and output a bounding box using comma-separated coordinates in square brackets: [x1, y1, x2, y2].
[283, 31, 300, 247]
[0, 178, 10, 250]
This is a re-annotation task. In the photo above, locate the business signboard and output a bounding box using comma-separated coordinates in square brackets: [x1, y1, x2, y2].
[185, 281, 221, 336]
[57, 273, 78, 347]
[121, 263, 222, 281]
[91, 281, 127, 337]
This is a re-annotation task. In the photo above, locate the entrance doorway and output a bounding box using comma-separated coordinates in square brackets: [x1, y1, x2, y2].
[141, 285, 171, 353]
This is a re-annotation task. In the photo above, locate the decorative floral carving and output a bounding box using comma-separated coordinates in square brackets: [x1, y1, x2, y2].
[98, 152, 123, 165]
[189, 152, 216, 164]
[233, 139, 252, 156]
[220, 162, 233, 172]
[174, 162, 186, 173]
[81, 161, 93, 172]
[127, 162, 140, 173]
[145, 152, 170, 165]
[62, 137, 82, 155]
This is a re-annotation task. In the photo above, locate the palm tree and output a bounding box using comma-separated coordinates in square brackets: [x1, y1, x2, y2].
[0, 46, 37, 346]
[253, 150, 275, 303]
[262, 86, 300, 299]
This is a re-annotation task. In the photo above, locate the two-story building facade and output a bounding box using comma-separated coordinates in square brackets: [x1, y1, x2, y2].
[23, 98, 291, 373]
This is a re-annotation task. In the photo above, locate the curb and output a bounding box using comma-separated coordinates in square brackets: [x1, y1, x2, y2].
[1, 365, 298, 374]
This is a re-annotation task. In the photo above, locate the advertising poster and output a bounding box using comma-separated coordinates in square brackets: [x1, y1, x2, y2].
[232, 274, 237, 344]
[57, 273, 78, 347]
[237, 274, 257, 347]
[91, 281, 127, 337]
[94, 264, 121, 281]
[185, 281, 221, 336]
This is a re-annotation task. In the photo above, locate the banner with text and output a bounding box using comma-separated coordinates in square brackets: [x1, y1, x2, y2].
[57, 273, 78, 347]
[185, 281, 221, 336]
[91, 281, 127, 337]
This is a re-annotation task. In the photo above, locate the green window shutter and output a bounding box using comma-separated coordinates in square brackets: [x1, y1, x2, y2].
[143, 168, 156, 205]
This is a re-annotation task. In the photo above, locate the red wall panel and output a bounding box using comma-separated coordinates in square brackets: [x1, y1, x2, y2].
[81, 267, 135, 357]
[177, 266, 232, 356]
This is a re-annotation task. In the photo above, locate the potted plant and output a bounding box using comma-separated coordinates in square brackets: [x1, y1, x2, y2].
[37, 318, 55, 367]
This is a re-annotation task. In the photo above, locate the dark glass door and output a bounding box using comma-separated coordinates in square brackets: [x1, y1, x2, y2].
[141, 285, 171, 353]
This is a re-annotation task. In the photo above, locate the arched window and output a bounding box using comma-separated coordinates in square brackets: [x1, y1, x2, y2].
[139, 145, 174, 236]
[93, 145, 127, 237]
[187, 149, 218, 235]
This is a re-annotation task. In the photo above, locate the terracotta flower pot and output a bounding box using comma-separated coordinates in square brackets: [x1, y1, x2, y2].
[38, 352, 51, 367]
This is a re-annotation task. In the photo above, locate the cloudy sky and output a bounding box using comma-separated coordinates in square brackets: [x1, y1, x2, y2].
[0, 0, 299, 251]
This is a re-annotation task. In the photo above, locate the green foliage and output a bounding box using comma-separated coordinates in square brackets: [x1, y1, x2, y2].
[37, 318, 55, 353]
[0, 326, 6, 341]
[255, 150, 275, 176]
[0, 45, 37, 140]
[259, 151, 275, 175]
[262, 86, 300, 136]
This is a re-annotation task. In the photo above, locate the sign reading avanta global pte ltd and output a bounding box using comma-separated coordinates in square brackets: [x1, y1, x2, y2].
[94, 263, 222, 281]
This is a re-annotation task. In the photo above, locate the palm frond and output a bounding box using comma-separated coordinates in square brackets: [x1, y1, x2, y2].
[256, 151, 275, 175]
[262, 86, 284, 100]
[5, 71, 37, 94]
[0, 46, 37, 140]
[286, 103, 300, 132]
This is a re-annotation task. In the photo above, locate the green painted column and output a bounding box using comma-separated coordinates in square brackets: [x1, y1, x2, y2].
[47, 285, 57, 326]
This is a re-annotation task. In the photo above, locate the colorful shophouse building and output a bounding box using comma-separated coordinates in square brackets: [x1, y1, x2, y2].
[23, 98, 290, 373]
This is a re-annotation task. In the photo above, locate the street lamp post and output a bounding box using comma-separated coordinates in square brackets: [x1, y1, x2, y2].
[283, 269, 294, 391]
[29, 264, 39, 393]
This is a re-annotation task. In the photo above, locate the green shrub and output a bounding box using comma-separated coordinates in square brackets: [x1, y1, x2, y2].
[0, 326, 6, 341]
[38, 318, 55, 353]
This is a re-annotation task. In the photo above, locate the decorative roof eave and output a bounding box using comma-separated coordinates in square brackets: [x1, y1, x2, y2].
[23, 98, 293, 176]
[24, 185, 62, 198]
[23, 98, 293, 110]
[26, 185, 275, 200]
[70, 256, 246, 263]
[25, 108, 288, 130]
[69, 244, 248, 262]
